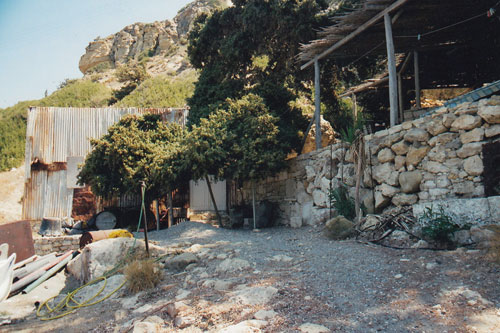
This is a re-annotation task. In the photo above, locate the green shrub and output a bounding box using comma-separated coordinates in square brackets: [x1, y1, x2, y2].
[420, 206, 462, 244]
[328, 185, 355, 221]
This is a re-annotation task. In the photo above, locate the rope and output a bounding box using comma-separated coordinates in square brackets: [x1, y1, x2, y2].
[36, 183, 156, 321]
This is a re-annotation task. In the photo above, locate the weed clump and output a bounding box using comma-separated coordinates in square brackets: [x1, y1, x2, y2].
[420, 206, 463, 245]
[328, 185, 355, 220]
[124, 259, 163, 293]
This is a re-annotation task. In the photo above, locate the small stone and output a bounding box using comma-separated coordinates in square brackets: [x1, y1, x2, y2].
[394, 155, 406, 170]
[254, 309, 278, 320]
[412, 240, 429, 248]
[378, 184, 400, 197]
[299, 323, 330, 333]
[394, 274, 403, 279]
[442, 114, 457, 128]
[423, 161, 450, 174]
[174, 316, 195, 329]
[467, 300, 477, 306]
[426, 262, 438, 270]
[216, 258, 251, 273]
[375, 191, 391, 211]
[175, 289, 191, 301]
[429, 132, 458, 147]
[165, 253, 198, 271]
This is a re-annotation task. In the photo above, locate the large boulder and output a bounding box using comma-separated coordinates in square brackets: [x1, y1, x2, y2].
[324, 216, 355, 240]
[399, 171, 423, 193]
[404, 128, 429, 143]
[451, 115, 482, 131]
[478, 96, 500, 124]
[406, 146, 430, 167]
[464, 155, 484, 176]
[67, 238, 167, 283]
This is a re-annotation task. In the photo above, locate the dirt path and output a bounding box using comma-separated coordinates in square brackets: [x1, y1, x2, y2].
[0, 164, 24, 223]
[2, 222, 500, 332]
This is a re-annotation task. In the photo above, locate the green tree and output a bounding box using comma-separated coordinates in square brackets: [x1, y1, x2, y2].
[112, 62, 150, 102]
[187, 0, 332, 154]
[77, 114, 188, 208]
[184, 94, 285, 226]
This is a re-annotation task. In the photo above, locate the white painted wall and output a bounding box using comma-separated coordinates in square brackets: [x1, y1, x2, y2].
[189, 177, 226, 211]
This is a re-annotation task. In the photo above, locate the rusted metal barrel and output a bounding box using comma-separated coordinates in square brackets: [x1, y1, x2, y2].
[79, 230, 117, 249]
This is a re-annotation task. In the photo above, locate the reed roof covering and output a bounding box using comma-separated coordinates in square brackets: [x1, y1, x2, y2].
[299, 0, 500, 63]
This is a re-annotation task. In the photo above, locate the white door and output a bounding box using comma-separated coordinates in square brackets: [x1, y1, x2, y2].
[189, 177, 226, 211]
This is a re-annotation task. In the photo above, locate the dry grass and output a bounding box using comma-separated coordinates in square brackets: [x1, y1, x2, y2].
[124, 259, 163, 293]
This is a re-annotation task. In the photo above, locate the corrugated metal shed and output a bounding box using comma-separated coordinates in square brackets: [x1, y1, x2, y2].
[22, 107, 188, 220]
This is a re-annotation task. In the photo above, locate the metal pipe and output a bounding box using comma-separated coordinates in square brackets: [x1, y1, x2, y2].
[22, 251, 75, 294]
[14, 255, 38, 270]
[10, 252, 70, 293]
[13, 253, 56, 280]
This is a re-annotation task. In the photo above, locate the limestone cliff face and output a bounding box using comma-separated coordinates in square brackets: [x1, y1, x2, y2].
[79, 0, 231, 76]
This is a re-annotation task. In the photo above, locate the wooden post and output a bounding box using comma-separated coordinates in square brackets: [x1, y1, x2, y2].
[140, 182, 149, 257]
[314, 58, 322, 150]
[205, 175, 222, 227]
[397, 73, 403, 123]
[352, 93, 358, 122]
[252, 180, 256, 230]
[414, 50, 421, 109]
[384, 13, 398, 127]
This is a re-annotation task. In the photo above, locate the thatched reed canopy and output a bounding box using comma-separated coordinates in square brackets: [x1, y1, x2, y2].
[299, 0, 500, 68]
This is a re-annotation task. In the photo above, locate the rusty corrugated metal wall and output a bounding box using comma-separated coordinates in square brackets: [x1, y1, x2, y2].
[22, 107, 188, 220]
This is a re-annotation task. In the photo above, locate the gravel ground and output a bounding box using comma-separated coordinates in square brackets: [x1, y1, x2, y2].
[143, 221, 500, 332]
[4, 221, 500, 332]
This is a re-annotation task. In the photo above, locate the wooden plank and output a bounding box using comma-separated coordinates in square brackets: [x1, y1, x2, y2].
[301, 0, 411, 70]
[384, 13, 399, 127]
[414, 50, 421, 109]
[314, 58, 321, 150]
[398, 73, 404, 122]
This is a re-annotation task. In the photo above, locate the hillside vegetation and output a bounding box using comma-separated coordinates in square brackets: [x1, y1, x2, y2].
[0, 81, 112, 171]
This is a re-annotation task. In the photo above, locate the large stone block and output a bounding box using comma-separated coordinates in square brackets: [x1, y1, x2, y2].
[478, 96, 500, 124]
[406, 146, 430, 167]
[423, 161, 450, 174]
[374, 191, 390, 211]
[310, 207, 331, 225]
[392, 193, 418, 206]
[399, 171, 422, 193]
[391, 140, 409, 155]
[312, 189, 327, 208]
[404, 128, 429, 143]
[376, 183, 399, 197]
[456, 142, 484, 159]
[429, 132, 458, 147]
[464, 155, 484, 176]
[442, 113, 457, 128]
[378, 148, 395, 163]
[451, 115, 482, 131]
[460, 128, 484, 144]
[428, 145, 447, 162]
[485, 124, 500, 137]
[427, 118, 448, 136]
[301, 201, 313, 225]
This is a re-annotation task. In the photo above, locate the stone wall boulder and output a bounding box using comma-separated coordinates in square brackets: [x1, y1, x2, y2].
[478, 96, 500, 124]
[399, 171, 422, 193]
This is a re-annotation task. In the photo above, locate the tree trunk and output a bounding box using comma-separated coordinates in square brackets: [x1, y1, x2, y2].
[205, 175, 222, 227]
[167, 191, 173, 228]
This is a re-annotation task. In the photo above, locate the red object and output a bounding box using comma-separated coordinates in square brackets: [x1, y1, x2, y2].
[0, 221, 35, 263]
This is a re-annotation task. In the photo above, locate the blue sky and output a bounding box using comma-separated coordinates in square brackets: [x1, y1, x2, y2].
[0, 0, 192, 108]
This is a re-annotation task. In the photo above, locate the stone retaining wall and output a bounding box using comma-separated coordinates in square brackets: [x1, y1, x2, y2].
[242, 95, 500, 227]
[33, 235, 81, 255]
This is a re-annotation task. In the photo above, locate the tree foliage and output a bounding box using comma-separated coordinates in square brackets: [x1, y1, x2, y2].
[187, 0, 332, 153]
[77, 114, 188, 203]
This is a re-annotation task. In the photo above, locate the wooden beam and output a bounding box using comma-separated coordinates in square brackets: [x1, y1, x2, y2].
[384, 13, 398, 127]
[397, 73, 404, 122]
[301, 0, 411, 70]
[314, 58, 321, 150]
[352, 93, 358, 122]
[414, 50, 421, 109]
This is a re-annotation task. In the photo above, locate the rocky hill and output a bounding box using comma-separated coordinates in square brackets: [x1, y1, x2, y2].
[79, 0, 231, 86]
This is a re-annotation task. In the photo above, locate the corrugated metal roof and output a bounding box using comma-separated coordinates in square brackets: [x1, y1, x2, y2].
[22, 107, 188, 220]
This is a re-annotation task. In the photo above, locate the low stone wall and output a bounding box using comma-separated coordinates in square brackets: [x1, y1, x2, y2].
[242, 95, 500, 227]
[33, 235, 81, 255]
